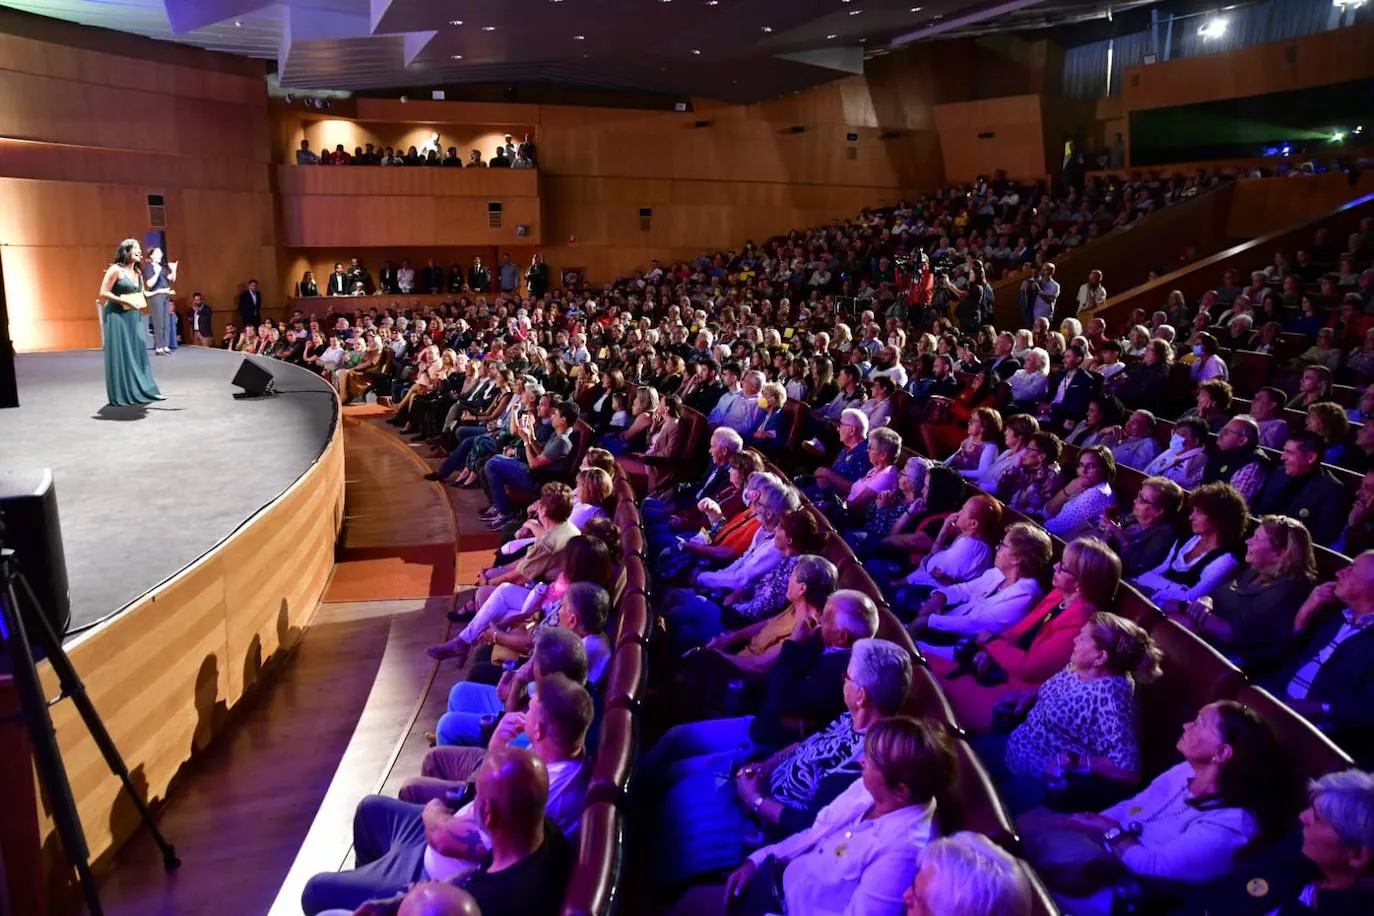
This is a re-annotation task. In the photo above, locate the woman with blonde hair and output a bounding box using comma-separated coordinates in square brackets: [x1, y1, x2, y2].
[1172, 514, 1317, 673]
[980, 612, 1162, 813]
[931, 537, 1123, 733]
[749, 381, 791, 455]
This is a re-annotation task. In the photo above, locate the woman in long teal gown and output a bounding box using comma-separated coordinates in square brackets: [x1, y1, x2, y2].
[99, 239, 164, 407]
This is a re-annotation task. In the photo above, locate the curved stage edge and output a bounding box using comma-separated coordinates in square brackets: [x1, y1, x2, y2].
[1, 359, 346, 911]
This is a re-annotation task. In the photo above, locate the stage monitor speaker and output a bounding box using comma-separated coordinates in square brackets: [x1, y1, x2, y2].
[0, 469, 72, 653]
[231, 358, 276, 399]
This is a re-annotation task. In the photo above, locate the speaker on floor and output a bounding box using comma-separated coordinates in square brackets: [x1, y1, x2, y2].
[0, 469, 71, 654]
[231, 358, 276, 399]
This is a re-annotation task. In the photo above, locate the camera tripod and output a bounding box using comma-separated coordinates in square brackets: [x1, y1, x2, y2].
[0, 525, 179, 916]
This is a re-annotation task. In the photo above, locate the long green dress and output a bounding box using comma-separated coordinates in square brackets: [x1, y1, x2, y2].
[103, 271, 165, 406]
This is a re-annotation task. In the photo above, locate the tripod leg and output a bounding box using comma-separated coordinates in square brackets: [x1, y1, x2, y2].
[13, 571, 180, 871]
[1, 582, 105, 916]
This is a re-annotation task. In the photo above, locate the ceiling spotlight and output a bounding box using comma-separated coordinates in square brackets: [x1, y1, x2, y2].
[573, 34, 585, 40]
[910, 6, 922, 11]
[761, 25, 772, 32]
[451, 54, 463, 59]
[826, 34, 837, 39]
[1197, 17, 1227, 39]
[850, 8, 863, 14]
[450, 19, 462, 25]
[482, 25, 497, 32]
[691, 49, 701, 54]
[707, 0, 719, 5]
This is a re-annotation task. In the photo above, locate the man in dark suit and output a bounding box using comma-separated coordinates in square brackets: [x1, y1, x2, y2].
[1253, 431, 1354, 546]
[1044, 343, 1099, 434]
[1263, 550, 1374, 765]
[345, 257, 371, 295]
[986, 331, 1022, 381]
[641, 425, 743, 553]
[467, 257, 490, 294]
[326, 263, 349, 296]
[683, 358, 726, 416]
[421, 258, 444, 294]
[188, 292, 213, 346]
[237, 279, 262, 328]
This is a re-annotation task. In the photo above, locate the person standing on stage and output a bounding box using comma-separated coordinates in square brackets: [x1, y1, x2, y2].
[98, 239, 164, 406]
[142, 247, 178, 355]
[237, 278, 263, 328]
[188, 292, 213, 346]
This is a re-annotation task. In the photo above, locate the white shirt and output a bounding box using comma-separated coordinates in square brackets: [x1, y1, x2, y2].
[397, 266, 415, 293]
[903, 535, 994, 589]
[926, 568, 1043, 637]
[747, 776, 938, 916]
[1076, 282, 1107, 313]
[1142, 445, 1207, 489]
[1007, 369, 1049, 403]
[1132, 535, 1239, 603]
[1111, 436, 1161, 471]
[946, 440, 999, 480]
[974, 447, 1023, 493]
[423, 757, 589, 882]
[1044, 482, 1115, 539]
[868, 364, 909, 388]
[698, 526, 782, 591]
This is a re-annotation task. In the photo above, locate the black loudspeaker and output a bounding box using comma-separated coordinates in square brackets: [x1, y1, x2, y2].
[231, 358, 276, 399]
[0, 469, 72, 645]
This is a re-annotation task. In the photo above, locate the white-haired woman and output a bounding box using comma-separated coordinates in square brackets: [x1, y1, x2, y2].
[1007, 347, 1051, 407]
[904, 833, 1034, 916]
[749, 381, 792, 455]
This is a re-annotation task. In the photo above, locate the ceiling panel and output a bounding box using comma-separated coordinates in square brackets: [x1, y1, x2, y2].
[1, 0, 1131, 102]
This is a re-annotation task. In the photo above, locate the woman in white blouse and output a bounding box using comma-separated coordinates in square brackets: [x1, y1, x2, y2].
[1131, 481, 1246, 605]
[893, 494, 1002, 605]
[974, 413, 1038, 493]
[1044, 445, 1118, 540]
[723, 716, 957, 916]
[945, 407, 1002, 481]
[911, 522, 1052, 649]
[1007, 347, 1051, 405]
[1019, 700, 1285, 916]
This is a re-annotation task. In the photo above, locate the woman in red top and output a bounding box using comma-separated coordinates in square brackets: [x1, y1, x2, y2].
[929, 536, 1122, 733]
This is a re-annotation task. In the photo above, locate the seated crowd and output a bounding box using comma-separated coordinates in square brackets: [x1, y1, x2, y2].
[290, 180, 1374, 916]
[295, 132, 536, 169]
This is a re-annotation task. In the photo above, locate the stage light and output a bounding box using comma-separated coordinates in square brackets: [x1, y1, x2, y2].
[1197, 17, 1227, 39]
[1330, 131, 1347, 143]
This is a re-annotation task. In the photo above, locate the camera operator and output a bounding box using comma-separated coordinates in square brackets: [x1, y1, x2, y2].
[947, 259, 992, 331]
[1019, 262, 1060, 328]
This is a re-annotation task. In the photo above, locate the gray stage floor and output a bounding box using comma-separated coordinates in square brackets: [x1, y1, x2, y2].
[0, 347, 338, 636]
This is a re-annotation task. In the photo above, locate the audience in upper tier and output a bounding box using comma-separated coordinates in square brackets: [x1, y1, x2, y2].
[296, 133, 536, 169]
[283, 171, 1374, 916]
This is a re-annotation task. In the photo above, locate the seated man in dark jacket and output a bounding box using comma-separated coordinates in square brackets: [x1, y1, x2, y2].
[1263, 550, 1374, 766]
[642, 425, 743, 553]
[1180, 768, 1374, 916]
[1043, 344, 1100, 435]
[1253, 430, 1353, 546]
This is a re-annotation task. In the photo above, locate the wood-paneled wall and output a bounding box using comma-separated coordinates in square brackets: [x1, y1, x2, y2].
[0, 20, 275, 352]
[13, 401, 345, 899]
[1122, 22, 1374, 112]
[933, 95, 1048, 183]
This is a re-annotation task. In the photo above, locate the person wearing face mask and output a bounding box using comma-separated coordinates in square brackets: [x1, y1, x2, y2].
[1142, 417, 1209, 490]
[748, 381, 792, 456]
[1190, 332, 1229, 383]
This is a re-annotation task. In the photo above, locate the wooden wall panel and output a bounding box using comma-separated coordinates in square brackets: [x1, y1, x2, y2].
[279, 195, 541, 248]
[0, 24, 275, 353]
[1226, 171, 1374, 239]
[934, 95, 1047, 183]
[29, 420, 345, 879]
[278, 165, 538, 198]
[1122, 22, 1374, 112]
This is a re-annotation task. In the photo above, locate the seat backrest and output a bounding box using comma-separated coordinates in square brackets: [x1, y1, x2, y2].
[570, 419, 594, 474]
[624, 556, 648, 600]
[820, 531, 856, 575]
[1024, 861, 1062, 916]
[781, 399, 808, 456]
[614, 593, 651, 647]
[902, 663, 961, 734]
[561, 801, 622, 916]
[1115, 583, 1163, 630]
[613, 500, 640, 534]
[678, 409, 708, 480]
[939, 738, 1018, 852]
[837, 563, 885, 608]
[1136, 617, 1247, 776]
[621, 526, 645, 560]
[588, 706, 636, 807]
[1237, 684, 1354, 785]
[604, 643, 646, 712]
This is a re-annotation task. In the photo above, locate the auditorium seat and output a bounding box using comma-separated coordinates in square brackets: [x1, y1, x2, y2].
[1025, 862, 1063, 916]
[605, 643, 646, 712]
[614, 593, 651, 648]
[613, 480, 636, 507]
[622, 526, 645, 560]
[613, 500, 640, 534]
[904, 663, 961, 734]
[779, 399, 808, 461]
[820, 531, 856, 575]
[836, 562, 886, 608]
[562, 801, 622, 916]
[1114, 584, 1164, 630]
[941, 738, 1019, 853]
[587, 706, 636, 807]
[1227, 350, 1273, 395]
[1136, 618, 1246, 775]
[1237, 684, 1354, 783]
[624, 555, 649, 600]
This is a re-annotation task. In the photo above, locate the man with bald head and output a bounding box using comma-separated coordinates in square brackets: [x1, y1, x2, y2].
[303, 746, 572, 916]
[396, 882, 480, 916]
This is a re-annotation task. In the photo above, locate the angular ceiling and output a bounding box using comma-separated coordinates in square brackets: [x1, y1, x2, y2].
[1, 0, 1131, 103]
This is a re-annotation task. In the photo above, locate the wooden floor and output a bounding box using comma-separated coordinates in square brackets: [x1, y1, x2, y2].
[74, 411, 500, 916]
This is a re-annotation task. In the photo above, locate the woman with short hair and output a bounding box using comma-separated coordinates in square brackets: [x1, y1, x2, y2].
[749, 381, 792, 454]
[981, 613, 1161, 814]
[723, 717, 958, 916]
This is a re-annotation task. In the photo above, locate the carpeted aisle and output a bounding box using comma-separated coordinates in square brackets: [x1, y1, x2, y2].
[0, 348, 338, 635]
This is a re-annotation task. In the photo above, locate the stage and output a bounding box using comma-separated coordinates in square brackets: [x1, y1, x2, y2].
[0, 347, 339, 635]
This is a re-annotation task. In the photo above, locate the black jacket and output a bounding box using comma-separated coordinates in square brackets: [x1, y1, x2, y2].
[749, 636, 852, 750]
[1253, 466, 1352, 546]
